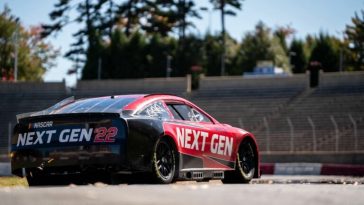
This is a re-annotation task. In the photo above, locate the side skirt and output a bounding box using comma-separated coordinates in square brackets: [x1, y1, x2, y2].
[178, 169, 225, 181]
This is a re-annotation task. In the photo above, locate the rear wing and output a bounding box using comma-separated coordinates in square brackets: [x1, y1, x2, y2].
[16, 96, 75, 122]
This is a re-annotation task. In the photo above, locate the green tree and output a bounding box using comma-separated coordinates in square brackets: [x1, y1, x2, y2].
[270, 36, 290, 72]
[202, 32, 239, 76]
[103, 29, 128, 79]
[176, 0, 201, 40]
[304, 34, 316, 60]
[42, 0, 110, 79]
[223, 34, 239, 75]
[144, 34, 177, 77]
[274, 25, 295, 54]
[309, 33, 341, 72]
[101, 31, 176, 79]
[289, 39, 307, 73]
[235, 22, 290, 74]
[203, 34, 222, 76]
[102, 31, 148, 79]
[0, 6, 58, 81]
[43, 0, 202, 79]
[345, 10, 364, 70]
[162, 0, 201, 77]
[174, 34, 204, 76]
[210, 0, 244, 75]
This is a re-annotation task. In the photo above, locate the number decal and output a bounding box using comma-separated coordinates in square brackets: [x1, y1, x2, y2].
[94, 127, 107, 142]
[105, 127, 118, 142]
[94, 127, 118, 143]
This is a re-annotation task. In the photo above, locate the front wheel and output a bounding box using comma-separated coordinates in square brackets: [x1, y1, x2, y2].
[222, 140, 256, 184]
[151, 138, 177, 184]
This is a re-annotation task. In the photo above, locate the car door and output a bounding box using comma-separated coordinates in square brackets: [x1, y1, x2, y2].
[163, 101, 235, 170]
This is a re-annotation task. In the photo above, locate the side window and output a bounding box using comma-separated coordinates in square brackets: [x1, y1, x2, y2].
[167, 104, 183, 120]
[172, 104, 191, 120]
[171, 104, 212, 123]
[138, 101, 170, 120]
[190, 108, 211, 123]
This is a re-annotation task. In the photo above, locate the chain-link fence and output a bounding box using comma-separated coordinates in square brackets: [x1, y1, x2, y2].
[2, 113, 363, 160]
[252, 114, 364, 153]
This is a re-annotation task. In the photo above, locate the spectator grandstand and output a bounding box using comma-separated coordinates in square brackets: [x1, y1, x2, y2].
[74, 77, 187, 98]
[0, 82, 68, 159]
[0, 72, 363, 164]
[190, 73, 364, 154]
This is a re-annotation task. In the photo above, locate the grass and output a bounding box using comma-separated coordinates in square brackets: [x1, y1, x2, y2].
[0, 176, 28, 187]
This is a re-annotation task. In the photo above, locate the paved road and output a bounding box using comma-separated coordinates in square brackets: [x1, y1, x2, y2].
[1, 176, 363, 205]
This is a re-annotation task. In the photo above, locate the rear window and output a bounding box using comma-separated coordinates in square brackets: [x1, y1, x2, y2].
[54, 97, 137, 114]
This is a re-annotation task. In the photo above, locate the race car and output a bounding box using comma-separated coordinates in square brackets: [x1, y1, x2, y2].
[11, 94, 260, 185]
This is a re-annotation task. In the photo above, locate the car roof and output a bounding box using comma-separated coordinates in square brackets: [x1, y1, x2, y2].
[55, 94, 184, 113]
[123, 94, 219, 124]
[49, 94, 144, 114]
[123, 94, 188, 111]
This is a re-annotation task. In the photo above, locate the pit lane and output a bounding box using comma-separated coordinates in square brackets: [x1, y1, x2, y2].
[1, 176, 363, 205]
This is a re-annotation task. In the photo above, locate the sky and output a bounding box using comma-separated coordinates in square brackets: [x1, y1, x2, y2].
[1, 0, 364, 86]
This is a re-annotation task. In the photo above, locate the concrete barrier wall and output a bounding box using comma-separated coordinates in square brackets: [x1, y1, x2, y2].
[0, 82, 66, 94]
[261, 162, 364, 176]
[321, 71, 364, 86]
[199, 74, 308, 90]
[261, 152, 364, 165]
[75, 77, 187, 97]
[0, 82, 68, 156]
[0, 162, 11, 176]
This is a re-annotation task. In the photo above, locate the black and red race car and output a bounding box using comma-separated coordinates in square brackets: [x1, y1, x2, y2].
[11, 94, 260, 185]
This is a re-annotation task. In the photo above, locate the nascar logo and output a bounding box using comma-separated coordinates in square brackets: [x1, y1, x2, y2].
[31, 121, 53, 129]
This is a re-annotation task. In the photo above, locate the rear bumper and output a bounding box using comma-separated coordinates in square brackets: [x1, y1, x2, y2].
[11, 113, 130, 177]
[11, 144, 127, 177]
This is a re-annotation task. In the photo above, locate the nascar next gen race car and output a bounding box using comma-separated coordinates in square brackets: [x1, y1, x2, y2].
[11, 94, 260, 185]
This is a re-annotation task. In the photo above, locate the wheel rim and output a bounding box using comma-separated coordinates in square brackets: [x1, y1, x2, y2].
[238, 142, 255, 178]
[156, 141, 174, 180]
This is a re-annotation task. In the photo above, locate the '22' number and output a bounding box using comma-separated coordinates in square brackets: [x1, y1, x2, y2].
[94, 127, 118, 143]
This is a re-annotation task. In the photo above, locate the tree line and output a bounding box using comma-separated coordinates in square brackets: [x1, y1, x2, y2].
[42, 0, 246, 79]
[0, 6, 58, 81]
[69, 20, 364, 80]
[1, 1, 364, 81]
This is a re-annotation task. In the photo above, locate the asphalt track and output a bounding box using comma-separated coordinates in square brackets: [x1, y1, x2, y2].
[1, 176, 363, 205]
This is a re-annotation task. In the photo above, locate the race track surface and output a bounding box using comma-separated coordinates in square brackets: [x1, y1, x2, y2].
[1, 176, 363, 205]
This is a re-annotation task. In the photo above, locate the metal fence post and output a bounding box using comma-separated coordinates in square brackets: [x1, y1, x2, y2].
[8, 122, 12, 155]
[348, 114, 358, 151]
[238, 118, 244, 129]
[287, 117, 294, 152]
[307, 117, 316, 152]
[263, 117, 270, 153]
[330, 116, 339, 152]
[186, 74, 192, 93]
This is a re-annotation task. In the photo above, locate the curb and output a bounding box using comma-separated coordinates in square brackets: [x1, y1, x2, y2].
[261, 163, 364, 176]
[2, 162, 364, 177]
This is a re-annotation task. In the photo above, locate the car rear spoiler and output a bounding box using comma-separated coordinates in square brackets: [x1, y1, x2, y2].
[16, 96, 75, 122]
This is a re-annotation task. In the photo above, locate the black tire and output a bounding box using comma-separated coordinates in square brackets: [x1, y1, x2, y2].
[151, 137, 177, 184]
[26, 169, 84, 186]
[222, 140, 256, 184]
[26, 174, 61, 186]
[26, 175, 45, 186]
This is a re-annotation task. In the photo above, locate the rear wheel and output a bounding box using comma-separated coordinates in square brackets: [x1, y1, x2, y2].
[26, 169, 85, 186]
[26, 175, 46, 186]
[151, 138, 176, 184]
[26, 173, 63, 186]
[222, 140, 256, 184]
